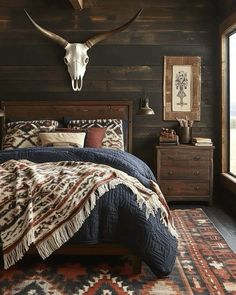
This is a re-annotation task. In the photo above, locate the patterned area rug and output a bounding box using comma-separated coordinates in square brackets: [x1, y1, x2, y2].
[0, 208, 236, 295]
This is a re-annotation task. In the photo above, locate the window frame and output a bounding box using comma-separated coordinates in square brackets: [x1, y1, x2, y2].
[220, 12, 236, 193]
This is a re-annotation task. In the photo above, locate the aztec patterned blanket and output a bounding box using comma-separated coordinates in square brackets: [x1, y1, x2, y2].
[0, 148, 178, 276]
[0, 158, 177, 270]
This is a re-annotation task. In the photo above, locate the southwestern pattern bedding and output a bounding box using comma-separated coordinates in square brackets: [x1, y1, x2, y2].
[0, 147, 178, 277]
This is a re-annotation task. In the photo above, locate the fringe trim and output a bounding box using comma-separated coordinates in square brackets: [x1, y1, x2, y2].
[4, 229, 34, 269]
[36, 174, 177, 261]
[36, 179, 122, 260]
[114, 170, 178, 239]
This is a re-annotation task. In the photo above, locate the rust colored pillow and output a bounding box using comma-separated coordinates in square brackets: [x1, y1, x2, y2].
[85, 127, 106, 148]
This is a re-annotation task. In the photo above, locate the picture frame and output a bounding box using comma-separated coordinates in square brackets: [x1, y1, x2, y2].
[163, 56, 201, 121]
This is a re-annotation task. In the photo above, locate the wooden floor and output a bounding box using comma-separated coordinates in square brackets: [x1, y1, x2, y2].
[170, 203, 236, 252]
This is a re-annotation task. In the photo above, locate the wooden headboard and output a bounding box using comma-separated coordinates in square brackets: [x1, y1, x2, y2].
[2, 100, 133, 152]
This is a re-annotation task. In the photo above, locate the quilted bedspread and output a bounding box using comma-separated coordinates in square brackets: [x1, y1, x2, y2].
[0, 147, 178, 276]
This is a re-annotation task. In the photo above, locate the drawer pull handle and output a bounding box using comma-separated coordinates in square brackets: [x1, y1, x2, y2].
[168, 171, 174, 175]
[194, 171, 200, 176]
[194, 156, 200, 160]
[194, 186, 200, 191]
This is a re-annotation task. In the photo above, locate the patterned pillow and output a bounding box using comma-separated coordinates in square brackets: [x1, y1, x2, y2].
[2, 120, 59, 150]
[67, 119, 124, 151]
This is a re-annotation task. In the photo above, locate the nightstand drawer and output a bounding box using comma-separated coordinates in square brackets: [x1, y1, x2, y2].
[160, 150, 209, 166]
[160, 181, 210, 196]
[160, 166, 209, 180]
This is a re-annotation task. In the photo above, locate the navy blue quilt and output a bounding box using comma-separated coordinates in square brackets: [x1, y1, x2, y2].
[0, 147, 178, 276]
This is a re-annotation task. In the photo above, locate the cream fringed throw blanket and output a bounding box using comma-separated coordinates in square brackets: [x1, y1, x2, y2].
[0, 159, 177, 269]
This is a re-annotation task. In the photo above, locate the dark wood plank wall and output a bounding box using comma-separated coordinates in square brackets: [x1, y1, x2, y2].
[218, 0, 236, 21]
[0, 0, 218, 173]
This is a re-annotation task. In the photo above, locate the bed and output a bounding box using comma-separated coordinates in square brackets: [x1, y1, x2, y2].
[0, 100, 178, 277]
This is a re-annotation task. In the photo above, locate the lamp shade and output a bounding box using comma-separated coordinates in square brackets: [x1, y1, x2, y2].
[137, 106, 155, 115]
[137, 97, 155, 115]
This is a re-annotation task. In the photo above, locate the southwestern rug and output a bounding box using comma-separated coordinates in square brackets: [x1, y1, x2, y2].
[0, 208, 236, 295]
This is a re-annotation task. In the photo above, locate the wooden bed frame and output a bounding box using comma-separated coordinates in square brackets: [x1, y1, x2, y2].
[2, 100, 141, 273]
[3, 100, 133, 152]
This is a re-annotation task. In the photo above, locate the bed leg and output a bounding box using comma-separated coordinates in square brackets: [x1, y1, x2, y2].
[130, 255, 142, 274]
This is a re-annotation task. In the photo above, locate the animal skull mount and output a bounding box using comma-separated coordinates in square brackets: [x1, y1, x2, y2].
[25, 9, 142, 91]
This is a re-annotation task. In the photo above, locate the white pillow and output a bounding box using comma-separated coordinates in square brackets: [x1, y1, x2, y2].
[39, 132, 86, 148]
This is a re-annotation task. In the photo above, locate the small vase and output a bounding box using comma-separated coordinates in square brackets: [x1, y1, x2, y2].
[178, 127, 192, 144]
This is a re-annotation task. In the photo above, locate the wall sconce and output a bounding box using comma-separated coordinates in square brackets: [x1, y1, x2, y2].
[137, 97, 155, 115]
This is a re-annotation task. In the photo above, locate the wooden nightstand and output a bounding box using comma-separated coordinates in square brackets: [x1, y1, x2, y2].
[155, 145, 214, 204]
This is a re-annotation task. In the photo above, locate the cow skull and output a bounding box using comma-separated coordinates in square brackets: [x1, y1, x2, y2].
[64, 43, 89, 91]
[25, 9, 142, 91]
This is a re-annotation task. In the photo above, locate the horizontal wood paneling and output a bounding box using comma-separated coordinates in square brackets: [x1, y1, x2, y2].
[0, 0, 219, 175]
[0, 65, 215, 81]
[0, 45, 215, 65]
[218, 0, 236, 21]
[0, 31, 214, 46]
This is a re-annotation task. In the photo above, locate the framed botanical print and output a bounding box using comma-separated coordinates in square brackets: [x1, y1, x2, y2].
[163, 56, 201, 121]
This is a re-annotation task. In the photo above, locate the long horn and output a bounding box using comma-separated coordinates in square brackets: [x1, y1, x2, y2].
[25, 10, 69, 48]
[85, 8, 143, 49]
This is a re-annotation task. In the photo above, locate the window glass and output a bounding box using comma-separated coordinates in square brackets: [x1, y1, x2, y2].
[229, 31, 236, 176]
